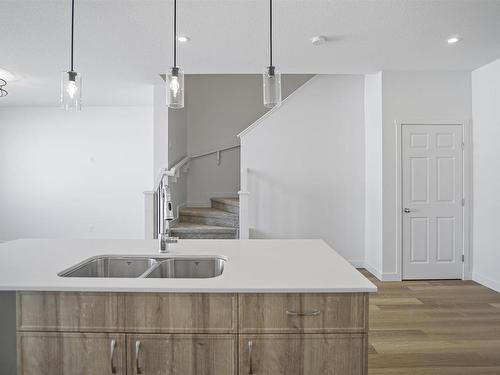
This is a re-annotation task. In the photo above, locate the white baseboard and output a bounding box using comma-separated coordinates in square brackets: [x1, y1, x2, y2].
[348, 260, 366, 268]
[363, 262, 383, 281]
[473, 272, 500, 293]
[380, 272, 402, 282]
[347, 261, 399, 282]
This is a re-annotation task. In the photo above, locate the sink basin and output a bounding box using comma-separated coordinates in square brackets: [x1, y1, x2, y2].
[145, 257, 225, 279]
[58, 255, 225, 279]
[58, 256, 158, 278]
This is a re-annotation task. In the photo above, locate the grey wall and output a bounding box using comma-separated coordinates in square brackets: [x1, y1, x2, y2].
[168, 106, 188, 215]
[181, 74, 313, 206]
[0, 292, 16, 375]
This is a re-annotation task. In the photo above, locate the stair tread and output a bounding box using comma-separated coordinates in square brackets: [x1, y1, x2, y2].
[210, 197, 239, 207]
[180, 207, 238, 218]
[171, 222, 237, 233]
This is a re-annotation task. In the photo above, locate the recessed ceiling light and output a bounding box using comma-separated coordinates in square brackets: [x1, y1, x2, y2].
[311, 36, 327, 46]
[447, 36, 462, 45]
[177, 36, 191, 43]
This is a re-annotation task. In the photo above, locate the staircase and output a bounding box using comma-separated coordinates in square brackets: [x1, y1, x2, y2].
[170, 197, 239, 239]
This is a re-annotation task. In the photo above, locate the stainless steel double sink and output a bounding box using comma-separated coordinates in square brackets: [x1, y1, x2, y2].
[58, 255, 225, 279]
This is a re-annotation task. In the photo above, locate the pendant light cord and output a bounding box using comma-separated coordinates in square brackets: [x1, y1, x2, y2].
[70, 0, 75, 72]
[173, 0, 177, 67]
[269, 0, 273, 67]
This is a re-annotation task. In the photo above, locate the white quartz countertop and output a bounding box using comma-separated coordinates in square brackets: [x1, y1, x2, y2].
[0, 239, 376, 293]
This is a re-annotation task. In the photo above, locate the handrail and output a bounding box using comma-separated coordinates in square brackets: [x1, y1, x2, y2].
[191, 144, 240, 159]
[154, 144, 240, 188]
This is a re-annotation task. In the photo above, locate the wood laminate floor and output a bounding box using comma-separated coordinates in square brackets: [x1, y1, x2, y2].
[361, 269, 500, 375]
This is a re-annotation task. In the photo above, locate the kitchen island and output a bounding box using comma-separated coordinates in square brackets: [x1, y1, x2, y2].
[0, 238, 376, 375]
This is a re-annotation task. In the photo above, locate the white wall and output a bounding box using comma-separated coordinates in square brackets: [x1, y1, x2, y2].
[184, 74, 312, 206]
[153, 84, 168, 177]
[380, 71, 472, 280]
[364, 73, 383, 278]
[240, 75, 366, 263]
[472, 58, 500, 292]
[0, 106, 153, 241]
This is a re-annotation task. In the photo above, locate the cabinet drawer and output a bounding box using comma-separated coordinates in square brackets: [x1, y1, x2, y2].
[239, 293, 368, 333]
[18, 332, 126, 375]
[17, 292, 123, 332]
[239, 334, 367, 375]
[124, 293, 237, 333]
[127, 334, 237, 375]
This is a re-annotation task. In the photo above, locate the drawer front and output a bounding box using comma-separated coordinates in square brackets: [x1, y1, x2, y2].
[239, 334, 368, 375]
[239, 293, 368, 333]
[17, 292, 124, 332]
[18, 332, 126, 375]
[124, 293, 237, 333]
[127, 334, 237, 375]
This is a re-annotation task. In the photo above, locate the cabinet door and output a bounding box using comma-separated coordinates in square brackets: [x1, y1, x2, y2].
[127, 334, 237, 375]
[239, 334, 367, 375]
[18, 332, 126, 375]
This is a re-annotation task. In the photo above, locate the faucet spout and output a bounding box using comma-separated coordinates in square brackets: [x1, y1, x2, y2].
[158, 174, 178, 253]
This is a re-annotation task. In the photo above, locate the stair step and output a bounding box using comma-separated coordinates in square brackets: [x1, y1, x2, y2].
[170, 222, 237, 239]
[179, 207, 238, 227]
[211, 197, 239, 214]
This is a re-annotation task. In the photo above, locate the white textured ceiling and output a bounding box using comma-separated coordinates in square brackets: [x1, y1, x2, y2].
[1, 0, 500, 106]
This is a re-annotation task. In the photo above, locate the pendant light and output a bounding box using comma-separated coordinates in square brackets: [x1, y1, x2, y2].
[166, 0, 184, 109]
[263, 0, 281, 108]
[0, 79, 7, 98]
[61, 0, 82, 111]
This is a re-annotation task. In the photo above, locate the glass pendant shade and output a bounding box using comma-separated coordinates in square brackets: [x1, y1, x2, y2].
[263, 66, 282, 108]
[166, 67, 184, 109]
[61, 71, 82, 111]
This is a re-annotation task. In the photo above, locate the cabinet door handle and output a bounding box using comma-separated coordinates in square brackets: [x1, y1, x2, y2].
[135, 340, 143, 374]
[110, 339, 117, 374]
[286, 309, 321, 317]
[248, 340, 253, 375]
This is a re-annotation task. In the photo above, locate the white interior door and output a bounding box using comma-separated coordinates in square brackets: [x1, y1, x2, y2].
[402, 124, 463, 279]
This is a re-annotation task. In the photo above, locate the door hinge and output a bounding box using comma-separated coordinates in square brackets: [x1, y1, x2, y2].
[461, 142, 465, 150]
[462, 198, 465, 207]
[462, 254, 465, 262]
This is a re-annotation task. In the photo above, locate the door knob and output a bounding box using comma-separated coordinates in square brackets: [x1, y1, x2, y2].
[404, 208, 411, 213]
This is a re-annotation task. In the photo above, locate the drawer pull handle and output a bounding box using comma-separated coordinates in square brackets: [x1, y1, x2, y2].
[286, 310, 321, 317]
[248, 340, 254, 375]
[110, 339, 117, 374]
[135, 340, 143, 374]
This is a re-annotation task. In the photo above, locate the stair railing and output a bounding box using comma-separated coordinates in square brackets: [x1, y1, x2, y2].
[145, 144, 241, 239]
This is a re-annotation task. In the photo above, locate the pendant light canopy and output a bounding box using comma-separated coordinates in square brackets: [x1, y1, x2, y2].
[263, 0, 281, 108]
[61, 0, 82, 111]
[166, 0, 184, 109]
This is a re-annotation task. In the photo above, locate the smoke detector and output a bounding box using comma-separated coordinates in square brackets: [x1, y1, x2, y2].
[311, 36, 327, 46]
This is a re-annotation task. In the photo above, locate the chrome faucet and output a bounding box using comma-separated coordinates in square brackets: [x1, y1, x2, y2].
[158, 175, 178, 253]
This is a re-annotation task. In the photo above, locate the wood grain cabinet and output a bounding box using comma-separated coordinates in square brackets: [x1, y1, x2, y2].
[239, 334, 368, 375]
[126, 334, 237, 375]
[17, 291, 368, 375]
[18, 332, 126, 375]
[239, 293, 368, 333]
